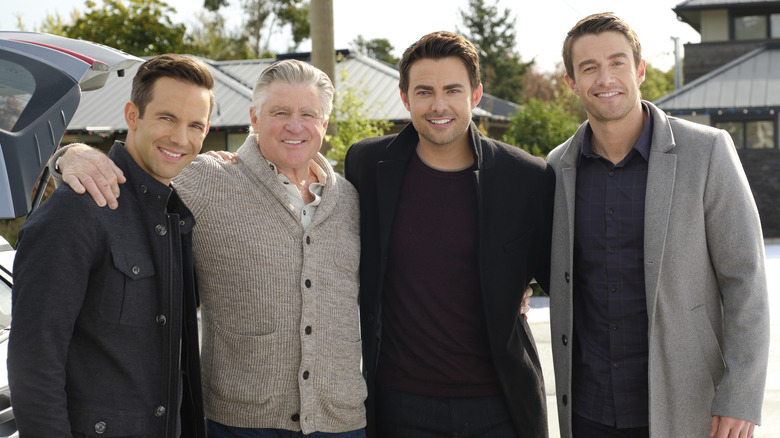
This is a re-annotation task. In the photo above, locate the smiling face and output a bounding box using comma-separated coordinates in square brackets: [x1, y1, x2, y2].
[565, 30, 645, 124]
[251, 82, 328, 175]
[400, 56, 482, 153]
[124, 76, 211, 185]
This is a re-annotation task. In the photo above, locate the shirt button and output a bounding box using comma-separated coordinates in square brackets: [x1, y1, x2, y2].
[140, 185, 148, 193]
[613, 362, 620, 369]
[131, 265, 140, 275]
[305, 279, 311, 288]
[94, 421, 107, 434]
[610, 286, 617, 292]
[305, 326, 312, 335]
[291, 413, 300, 422]
[611, 324, 618, 331]
[156, 315, 167, 325]
[155, 224, 167, 236]
[154, 406, 166, 417]
[608, 171, 615, 177]
[608, 248, 615, 254]
[303, 371, 310, 380]
[607, 209, 613, 215]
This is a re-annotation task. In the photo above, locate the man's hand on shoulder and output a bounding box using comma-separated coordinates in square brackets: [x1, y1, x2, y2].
[710, 415, 756, 438]
[60, 144, 125, 210]
[204, 150, 238, 163]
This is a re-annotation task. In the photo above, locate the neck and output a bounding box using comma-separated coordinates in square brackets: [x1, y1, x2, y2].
[417, 136, 474, 171]
[589, 104, 647, 165]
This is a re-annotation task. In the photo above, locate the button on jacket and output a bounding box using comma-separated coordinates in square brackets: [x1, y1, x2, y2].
[9, 142, 205, 438]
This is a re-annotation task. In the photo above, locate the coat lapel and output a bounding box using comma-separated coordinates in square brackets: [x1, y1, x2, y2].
[643, 104, 677, 320]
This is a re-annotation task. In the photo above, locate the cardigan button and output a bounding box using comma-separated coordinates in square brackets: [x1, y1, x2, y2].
[562, 394, 568, 406]
[305, 279, 311, 288]
[562, 335, 568, 346]
[305, 326, 312, 335]
[303, 371, 310, 380]
[306, 235, 311, 245]
[564, 272, 570, 283]
[291, 413, 300, 422]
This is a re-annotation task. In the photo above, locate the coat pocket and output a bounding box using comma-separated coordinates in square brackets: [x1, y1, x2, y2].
[690, 304, 725, 388]
[98, 246, 156, 327]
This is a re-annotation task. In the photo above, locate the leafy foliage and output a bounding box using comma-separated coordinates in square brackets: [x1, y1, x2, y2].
[641, 63, 675, 103]
[188, 11, 254, 60]
[325, 70, 392, 175]
[457, 0, 532, 103]
[61, 0, 189, 56]
[502, 98, 582, 158]
[350, 36, 398, 65]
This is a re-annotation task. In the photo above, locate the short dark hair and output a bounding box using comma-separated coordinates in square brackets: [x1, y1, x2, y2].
[131, 54, 215, 118]
[398, 31, 481, 94]
[562, 12, 642, 80]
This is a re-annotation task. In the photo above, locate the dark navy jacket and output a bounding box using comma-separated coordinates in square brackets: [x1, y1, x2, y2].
[345, 122, 555, 438]
[9, 142, 205, 438]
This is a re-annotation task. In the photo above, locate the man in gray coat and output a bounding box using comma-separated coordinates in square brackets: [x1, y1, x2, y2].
[546, 12, 769, 438]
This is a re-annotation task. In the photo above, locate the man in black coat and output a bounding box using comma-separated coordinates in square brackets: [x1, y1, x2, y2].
[8, 54, 214, 438]
[344, 31, 555, 438]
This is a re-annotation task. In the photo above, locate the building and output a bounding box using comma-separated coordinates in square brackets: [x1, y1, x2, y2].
[63, 50, 520, 153]
[656, 0, 780, 236]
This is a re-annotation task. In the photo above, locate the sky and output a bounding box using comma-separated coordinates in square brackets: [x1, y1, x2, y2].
[2, 0, 701, 74]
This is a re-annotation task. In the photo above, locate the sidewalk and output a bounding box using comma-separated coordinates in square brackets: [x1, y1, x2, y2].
[527, 243, 779, 437]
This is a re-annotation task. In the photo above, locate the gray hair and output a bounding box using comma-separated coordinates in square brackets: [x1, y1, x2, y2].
[252, 59, 335, 119]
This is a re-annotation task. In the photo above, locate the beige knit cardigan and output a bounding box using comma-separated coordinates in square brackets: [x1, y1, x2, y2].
[174, 135, 366, 434]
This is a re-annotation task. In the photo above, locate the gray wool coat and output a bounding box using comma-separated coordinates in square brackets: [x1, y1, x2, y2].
[546, 101, 769, 437]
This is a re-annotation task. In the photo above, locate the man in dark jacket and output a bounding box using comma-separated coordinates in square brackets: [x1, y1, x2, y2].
[344, 31, 555, 438]
[8, 54, 214, 438]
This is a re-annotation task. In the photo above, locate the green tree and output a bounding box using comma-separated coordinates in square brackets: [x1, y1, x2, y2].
[503, 98, 582, 158]
[205, 0, 310, 57]
[641, 63, 675, 102]
[350, 35, 398, 65]
[61, 0, 189, 56]
[325, 70, 392, 175]
[457, 0, 532, 103]
[188, 11, 254, 60]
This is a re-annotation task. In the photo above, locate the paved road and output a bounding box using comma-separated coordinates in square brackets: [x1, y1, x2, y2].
[528, 243, 779, 438]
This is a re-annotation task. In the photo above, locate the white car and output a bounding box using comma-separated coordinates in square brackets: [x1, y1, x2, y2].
[0, 31, 141, 436]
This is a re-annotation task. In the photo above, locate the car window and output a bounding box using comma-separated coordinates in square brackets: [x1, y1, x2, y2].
[0, 58, 34, 132]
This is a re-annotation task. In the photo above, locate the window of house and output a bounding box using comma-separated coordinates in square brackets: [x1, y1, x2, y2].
[716, 120, 776, 149]
[772, 13, 780, 38]
[735, 15, 767, 40]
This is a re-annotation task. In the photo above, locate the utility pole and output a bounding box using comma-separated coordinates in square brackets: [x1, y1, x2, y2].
[310, 0, 336, 153]
[672, 36, 683, 90]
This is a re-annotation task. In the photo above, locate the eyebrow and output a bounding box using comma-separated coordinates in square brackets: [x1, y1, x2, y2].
[577, 52, 630, 70]
[412, 83, 466, 92]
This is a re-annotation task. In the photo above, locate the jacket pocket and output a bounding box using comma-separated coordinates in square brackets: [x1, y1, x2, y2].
[98, 246, 156, 327]
[70, 407, 148, 437]
[691, 304, 725, 387]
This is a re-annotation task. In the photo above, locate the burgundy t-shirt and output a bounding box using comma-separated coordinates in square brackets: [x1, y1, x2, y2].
[375, 152, 501, 397]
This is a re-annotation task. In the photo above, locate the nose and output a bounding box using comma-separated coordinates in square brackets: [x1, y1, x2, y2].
[431, 93, 448, 113]
[169, 121, 188, 145]
[595, 68, 615, 86]
[285, 114, 304, 133]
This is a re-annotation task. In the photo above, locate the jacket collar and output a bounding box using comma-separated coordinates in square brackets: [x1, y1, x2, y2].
[385, 121, 489, 170]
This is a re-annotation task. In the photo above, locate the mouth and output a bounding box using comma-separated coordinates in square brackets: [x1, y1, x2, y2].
[283, 140, 305, 145]
[159, 147, 184, 159]
[428, 118, 454, 126]
[594, 91, 621, 98]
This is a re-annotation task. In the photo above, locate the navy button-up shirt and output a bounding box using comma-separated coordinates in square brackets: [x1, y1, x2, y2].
[571, 105, 653, 428]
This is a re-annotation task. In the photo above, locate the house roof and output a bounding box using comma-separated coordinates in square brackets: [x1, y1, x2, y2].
[67, 50, 519, 134]
[654, 43, 780, 114]
[674, 0, 780, 32]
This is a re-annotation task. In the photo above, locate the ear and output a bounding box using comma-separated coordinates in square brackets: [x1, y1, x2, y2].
[249, 106, 260, 131]
[400, 89, 411, 112]
[636, 59, 647, 87]
[564, 73, 579, 96]
[125, 101, 139, 131]
[471, 83, 483, 110]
